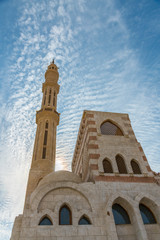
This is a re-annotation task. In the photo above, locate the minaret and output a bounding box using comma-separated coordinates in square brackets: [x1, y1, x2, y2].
[24, 60, 60, 206]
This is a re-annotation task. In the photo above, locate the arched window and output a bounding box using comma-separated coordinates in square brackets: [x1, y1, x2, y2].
[42, 121, 49, 159]
[116, 155, 127, 174]
[103, 159, 113, 173]
[48, 88, 51, 105]
[59, 205, 72, 225]
[112, 204, 131, 225]
[139, 204, 157, 224]
[39, 216, 53, 225]
[78, 215, 91, 225]
[100, 121, 123, 136]
[131, 160, 141, 174]
[53, 91, 56, 106]
[45, 121, 48, 129]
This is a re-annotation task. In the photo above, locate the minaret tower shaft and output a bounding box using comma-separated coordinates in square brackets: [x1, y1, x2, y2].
[25, 60, 60, 206]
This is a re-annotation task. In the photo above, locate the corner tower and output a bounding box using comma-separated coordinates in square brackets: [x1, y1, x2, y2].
[25, 60, 60, 204]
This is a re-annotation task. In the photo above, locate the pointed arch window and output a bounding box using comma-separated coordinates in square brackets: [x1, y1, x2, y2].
[59, 205, 72, 225]
[116, 155, 127, 174]
[112, 203, 131, 225]
[39, 216, 53, 225]
[100, 121, 123, 136]
[139, 204, 157, 224]
[53, 91, 56, 106]
[45, 121, 48, 129]
[131, 160, 141, 174]
[42, 121, 49, 159]
[103, 159, 113, 173]
[78, 215, 91, 225]
[43, 89, 47, 105]
[48, 88, 51, 105]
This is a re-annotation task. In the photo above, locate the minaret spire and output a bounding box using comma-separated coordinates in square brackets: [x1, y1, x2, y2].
[24, 60, 60, 207]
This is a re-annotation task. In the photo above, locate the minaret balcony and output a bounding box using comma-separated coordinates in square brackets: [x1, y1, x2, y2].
[42, 82, 60, 94]
[36, 108, 60, 125]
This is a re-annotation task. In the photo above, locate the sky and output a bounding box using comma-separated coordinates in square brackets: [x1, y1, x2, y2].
[0, 0, 160, 239]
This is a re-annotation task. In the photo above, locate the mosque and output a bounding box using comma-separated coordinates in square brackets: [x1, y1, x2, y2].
[10, 61, 160, 240]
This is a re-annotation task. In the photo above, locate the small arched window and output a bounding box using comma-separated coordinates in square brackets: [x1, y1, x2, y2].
[48, 88, 51, 105]
[53, 91, 56, 106]
[112, 204, 131, 225]
[100, 121, 123, 136]
[139, 204, 157, 224]
[39, 216, 53, 225]
[45, 121, 48, 129]
[44, 89, 47, 105]
[42, 121, 49, 159]
[78, 215, 91, 225]
[103, 159, 113, 173]
[131, 160, 141, 174]
[116, 155, 127, 174]
[59, 205, 72, 225]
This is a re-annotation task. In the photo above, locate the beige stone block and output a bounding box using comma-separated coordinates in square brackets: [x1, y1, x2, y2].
[77, 226, 89, 236]
[36, 227, 51, 237]
[96, 237, 108, 240]
[20, 228, 36, 238]
[118, 235, 136, 240]
[116, 225, 134, 236]
[44, 237, 57, 240]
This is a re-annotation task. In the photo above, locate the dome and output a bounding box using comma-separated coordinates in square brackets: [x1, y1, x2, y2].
[38, 170, 82, 187]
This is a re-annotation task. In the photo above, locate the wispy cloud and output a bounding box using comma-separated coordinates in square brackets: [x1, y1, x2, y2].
[0, 0, 160, 239]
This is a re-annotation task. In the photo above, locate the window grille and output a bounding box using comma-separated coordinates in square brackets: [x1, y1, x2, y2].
[103, 159, 113, 173]
[100, 121, 123, 136]
[116, 155, 127, 174]
[131, 160, 141, 174]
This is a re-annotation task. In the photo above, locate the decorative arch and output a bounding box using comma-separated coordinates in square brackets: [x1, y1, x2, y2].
[135, 192, 159, 205]
[59, 204, 72, 225]
[112, 203, 131, 224]
[131, 159, 141, 174]
[39, 215, 53, 225]
[33, 185, 93, 213]
[103, 158, 113, 173]
[106, 193, 136, 217]
[78, 215, 91, 225]
[116, 154, 127, 174]
[100, 120, 123, 136]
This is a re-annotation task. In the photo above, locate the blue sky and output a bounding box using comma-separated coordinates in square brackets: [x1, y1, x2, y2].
[0, 0, 160, 239]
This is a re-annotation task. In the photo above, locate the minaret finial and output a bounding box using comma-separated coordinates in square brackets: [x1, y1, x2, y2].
[52, 58, 54, 64]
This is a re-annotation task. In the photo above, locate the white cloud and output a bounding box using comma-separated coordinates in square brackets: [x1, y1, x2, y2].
[0, 0, 160, 239]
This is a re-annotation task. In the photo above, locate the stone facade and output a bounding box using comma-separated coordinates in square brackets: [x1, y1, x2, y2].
[10, 62, 160, 240]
